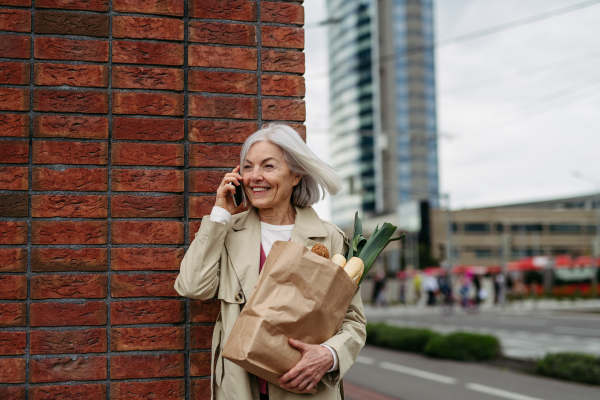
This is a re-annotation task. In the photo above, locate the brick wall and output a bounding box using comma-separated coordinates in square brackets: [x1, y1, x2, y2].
[0, 1, 305, 398]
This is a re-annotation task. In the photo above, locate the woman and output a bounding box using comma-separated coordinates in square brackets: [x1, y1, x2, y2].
[175, 124, 366, 400]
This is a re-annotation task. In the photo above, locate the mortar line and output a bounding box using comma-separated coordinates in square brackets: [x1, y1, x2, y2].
[183, 1, 191, 398]
[106, 3, 114, 397]
[257, 0, 263, 129]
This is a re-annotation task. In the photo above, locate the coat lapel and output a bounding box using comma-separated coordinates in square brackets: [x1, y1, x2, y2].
[291, 206, 328, 248]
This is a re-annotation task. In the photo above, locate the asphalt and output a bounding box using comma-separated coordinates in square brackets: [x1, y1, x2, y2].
[343, 345, 600, 400]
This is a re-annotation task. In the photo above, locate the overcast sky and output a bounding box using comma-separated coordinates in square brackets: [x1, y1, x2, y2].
[304, 0, 600, 220]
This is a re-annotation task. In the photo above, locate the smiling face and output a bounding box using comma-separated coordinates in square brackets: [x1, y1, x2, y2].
[242, 141, 301, 212]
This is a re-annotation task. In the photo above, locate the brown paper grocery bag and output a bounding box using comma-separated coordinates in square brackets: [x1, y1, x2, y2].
[222, 240, 357, 392]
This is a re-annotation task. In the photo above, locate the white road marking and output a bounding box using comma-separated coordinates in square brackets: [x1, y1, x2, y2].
[355, 355, 375, 365]
[466, 383, 545, 400]
[379, 361, 457, 384]
[553, 326, 600, 336]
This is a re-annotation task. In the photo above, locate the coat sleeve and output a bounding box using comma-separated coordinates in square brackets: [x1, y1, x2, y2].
[174, 217, 228, 300]
[321, 227, 367, 388]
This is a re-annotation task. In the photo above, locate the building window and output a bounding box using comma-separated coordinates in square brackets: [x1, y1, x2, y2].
[464, 223, 490, 233]
[495, 223, 504, 232]
[474, 249, 493, 258]
[511, 224, 543, 232]
[549, 224, 581, 234]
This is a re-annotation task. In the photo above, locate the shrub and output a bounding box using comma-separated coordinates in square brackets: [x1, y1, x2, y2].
[366, 323, 439, 353]
[423, 332, 501, 361]
[535, 353, 600, 386]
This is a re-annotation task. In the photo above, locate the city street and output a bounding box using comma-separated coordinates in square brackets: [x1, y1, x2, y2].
[364, 302, 600, 358]
[344, 346, 600, 400]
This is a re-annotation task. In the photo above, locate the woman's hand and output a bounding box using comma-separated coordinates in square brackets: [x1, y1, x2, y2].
[215, 166, 243, 215]
[278, 338, 334, 393]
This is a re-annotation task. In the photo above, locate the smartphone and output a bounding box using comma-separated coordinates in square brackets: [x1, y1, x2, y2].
[230, 182, 243, 207]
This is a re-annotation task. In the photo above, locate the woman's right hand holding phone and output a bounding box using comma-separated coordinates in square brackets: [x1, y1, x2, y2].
[215, 166, 243, 215]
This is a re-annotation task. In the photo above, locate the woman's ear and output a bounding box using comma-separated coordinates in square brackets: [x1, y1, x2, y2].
[293, 174, 302, 187]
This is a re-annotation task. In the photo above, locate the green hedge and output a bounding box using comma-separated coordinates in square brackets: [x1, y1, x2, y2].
[366, 323, 500, 361]
[366, 323, 438, 353]
[424, 332, 501, 361]
[535, 353, 600, 386]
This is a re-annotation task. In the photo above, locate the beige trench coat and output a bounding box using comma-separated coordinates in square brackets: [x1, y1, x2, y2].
[175, 206, 367, 400]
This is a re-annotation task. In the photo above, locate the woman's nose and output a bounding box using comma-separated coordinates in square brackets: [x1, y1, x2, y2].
[250, 166, 263, 180]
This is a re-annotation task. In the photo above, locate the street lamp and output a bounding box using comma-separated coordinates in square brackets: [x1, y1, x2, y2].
[572, 170, 600, 298]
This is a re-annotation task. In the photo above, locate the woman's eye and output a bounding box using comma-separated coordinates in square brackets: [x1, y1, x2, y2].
[243, 165, 252, 170]
[264, 165, 274, 169]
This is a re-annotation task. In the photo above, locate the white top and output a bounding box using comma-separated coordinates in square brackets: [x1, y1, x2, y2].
[209, 206, 339, 372]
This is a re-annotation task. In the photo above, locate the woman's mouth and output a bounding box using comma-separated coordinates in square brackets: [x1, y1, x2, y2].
[252, 187, 271, 192]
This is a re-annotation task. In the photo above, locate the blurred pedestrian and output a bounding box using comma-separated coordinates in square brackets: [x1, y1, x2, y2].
[473, 275, 481, 305]
[372, 270, 388, 307]
[424, 272, 439, 306]
[413, 272, 422, 305]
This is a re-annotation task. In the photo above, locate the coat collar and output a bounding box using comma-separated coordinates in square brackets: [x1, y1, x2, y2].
[224, 205, 328, 299]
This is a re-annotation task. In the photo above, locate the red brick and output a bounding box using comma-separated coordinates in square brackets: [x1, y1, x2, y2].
[111, 354, 184, 379]
[32, 221, 108, 245]
[189, 144, 240, 168]
[0, 303, 26, 327]
[0, 331, 26, 355]
[191, 380, 210, 400]
[0, 358, 25, 383]
[190, 326, 213, 349]
[189, 170, 225, 193]
[0, 166, 27, 190]
[262, 49, 305, 73]
[188, 120, 256, 143]
[30, 302, 107, 327]
[112, 221, 184, 244]
[31, 274, 107, 299]
[0, 141, 28, 163]
[189, 21, 255, 46]
[111, 380, 184, 400]
[35, 0, 109, 12]
[0, 221, 27, 244]
[0, 88, 29, 111]
[0, 387, 25, 400]
[0, 193, 28, 216]
[189, 96, 256, 119]
[33, 90, 108, 114]
[30, 384, 107, 400]
[33, 167, 107, 191]
[112, 195, 184, 218]
[113, 117, 184, 141]
[32, 248, 108, 272]
[112, 143, 184, 166]
[30, 328, 107, 354]
[189, 45, 256, 70]
[189, 70, 256, 94]
[113, 16, 183, 41]
[33, 115, 108, 139]
[190, 299, 220, 323]
[189, 0, 256, 21]
[261, 1, 303, 24]
[0, 62, 30, 84]
[0, 114, 28, 137]
[32, 195, 107, 218]
[32, 141, 108, 165]
[190, 352, 211, 376]
[111, 300, 184, 325]
[31, 356, 106, 383]
[112, 41, 183, 66]
[112, 169, 183, 192]
[0, 275, 27, 299]
[114, 0, 183, 16]
[112, 66, 183, 91]
[0, 0, 31, 5]
[34, 11, 108, 37]
[0, 10, 30, 32]
[111, 327, 184, 351]
[189, 196, 214, 218]
[262, 98, 305, 121]
[0, 35, 30, 59]
[112, 92, 183, 116]
[111, 248, 183, 271]
[189, 219, 201, 242]
[34, 63, 108, 88]
[0, 248, 27, 272]
[34, 37, 108, 62]
[262, 26, 304, 49]
[262, 74, 304, 97]
[111, 273, 178, 297]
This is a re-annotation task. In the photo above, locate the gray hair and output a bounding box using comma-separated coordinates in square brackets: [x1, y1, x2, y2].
[240, 124, 342, 207]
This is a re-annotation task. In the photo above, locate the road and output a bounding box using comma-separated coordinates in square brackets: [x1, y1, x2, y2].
[363, 304, 600, 358]
[343, 345, 600, 400]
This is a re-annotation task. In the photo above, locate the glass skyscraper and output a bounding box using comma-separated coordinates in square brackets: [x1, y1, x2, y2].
[327, 0, 439, 228]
